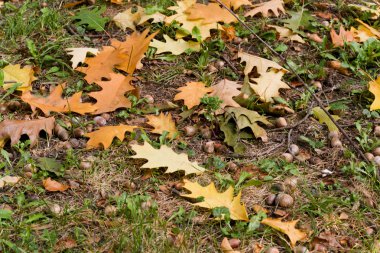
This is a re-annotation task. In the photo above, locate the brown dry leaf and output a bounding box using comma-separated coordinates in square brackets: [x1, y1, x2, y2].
[252, 242, 264, 253]
[307, 33, 323, 43]
[2, 64, 37, 92]
[238, 51, 285, 76]
[220, 237, 240, 253]
[54, 237, 77, 251]
[0, 117, 55, 148]
[150, 35, 201, 55]
[369, 76, 380, 111]
[111, 29, 158, 74]
[43, 178, 69, 192]
[174, 82, 213, 108]
[249, 69, 290, 102]
[210, 79, 242, 108]
[146, 112, 178, 139]
[0, 176, 21, 188]
[261, 218, 307, 248]
[268, 25, 305, 43]
[222, 26, 236, 41]
[21, 84, 97, 116]
[327, 60, 350, 75]
[63, 0, 86, 8]
[84, 125, 138, 149]
[88, 73, 135, 114]
[182, 179, 249, 221]
[330, 25, 355, 47]
[245, 0, 286, 17]
[185, 3, 237, 24]
[131, 142, 205, 175]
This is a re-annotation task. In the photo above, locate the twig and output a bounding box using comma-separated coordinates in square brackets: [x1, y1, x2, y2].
[215, 0, 369, 163]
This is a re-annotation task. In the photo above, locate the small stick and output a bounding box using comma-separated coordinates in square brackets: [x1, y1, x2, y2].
[215, 0, 369, 163]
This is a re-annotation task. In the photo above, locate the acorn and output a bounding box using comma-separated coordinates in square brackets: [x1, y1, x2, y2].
[94, 116, 107, 126]
[69, 138, 80, 149]
[374, 156, 380, 166]
[373, 147, 380, 156]
[86, 124, 94, 133]
[284, 177, 298, 190]
[79, 160, 92, 170]
[275, 193, 294, 208]
[184, 126, 197, 137]
[228, 238, 240, 249]
[330, 137, 343, 148]
[200, 127, 212, 139]
[215, 60, 225, 69]
[203, 141, 215, 154]
[54, 124, 69, 141]
[233, 37, 243, 44]
[281, 153, 293, 163]
[49, 203, 62, 215]
[321, 21, 330, 27]
[143, 95, 154, 104]
[275, 117, 288, 128]
[266, 194, 277, 206]
[265, 247, 280, 253]
[328, 131, 340, 140]
[101, 113, 111, 121]
[0, 104, 7, 113]
[374, 126, 380, 137]
[105, 205, 117, 216]
[312, 80, 322, 90]
[73, 128, 85, 138]
[6, 101, 21, 111]
[227, 161, 238, 172]
[289, 144, 300, 156]
[141, 200, 152, 210]
[207, 64, 218, 73]
[294, 246, 309, 253]
[365, 153, 375, 162]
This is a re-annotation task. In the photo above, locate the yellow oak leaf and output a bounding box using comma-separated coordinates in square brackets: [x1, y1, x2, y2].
[65, 48, 99, 69]
[355, 19, 380, 39]
[130, 142, 205, 175]
[249, 69, 290, 102]
[146, 112, 178, 139]
[21, 84, 97, 116]
[369, 76, 380, 111]
[213, 0, 252, 10]
[351, 26, 377, 42]
[174, 82, 213, 108]
[261, 218, 307, 248]
[84, 125, 138, 149]
[330, 25, 355, 47]
[113, 6, 143, 30]
[245, 0, 286, 17]
[138, 12, 166, 25]
[210, 79, 242, 108]
[238, 51, 285, 76]
[88, 73, 135, 114]
[185, 3, 237, 24]
[267, 25, 305, 43]
[2, 64, 37, 92]
[150, 35, 201, 55]
[181, 179, 249, 221]
[312, 107, 340, 132]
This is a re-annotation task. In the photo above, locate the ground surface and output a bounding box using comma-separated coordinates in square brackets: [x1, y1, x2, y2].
[0, 0, 380, 252]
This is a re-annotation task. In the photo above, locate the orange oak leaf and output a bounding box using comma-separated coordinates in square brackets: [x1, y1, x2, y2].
[146, 112, 178, 139]
[245, 0, 285, 17]
[210, 79, 242, 108]
[21, 84, 97, 116]
[185, 3, 237, 24]
[88, 73, 135, 114]
[76, 46, 125, 84]
[261, 218, 307, 248]
[222, 26, 236, 41]
[84, 125, 138, 149]
[330, 25, 355, 47]
[369, 76, 380, 111]
[0, 117, 55, 148]
[43, 177, 69, 192]
[174, 82, 213, 109]
[214, 0, 252, 10]
[111, 29, 158, 74]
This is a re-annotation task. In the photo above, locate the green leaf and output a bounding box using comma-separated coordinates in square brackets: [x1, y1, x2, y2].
[36, 157, 64, 176]
[0, 209, 13, 220]
[283, 10, 314, 36]
[312, 107, 340, 132]
[72, 6, 109, 32]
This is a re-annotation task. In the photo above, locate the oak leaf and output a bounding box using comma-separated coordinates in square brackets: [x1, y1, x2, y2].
[185, 3, 237, 24]
[351, 26, 377, 42]
[214, 0, 252, 10]
[369, 76, 380, 111]
[249, 69, 290, 102]
[84, 125, 138, 149]
[88, 73, 135, 114]
[130, 142, 205, 175]
[355, 19, 380, 39]
[268, 25, 305, 44]
[245, 0, 285, 17]
[65, 48, 99, 69]
[174, 82, 213, 108]
[21, 84, 97, 115]
[0, 176, 21, 188]
[349, 3, 380, 20]
[210, 79, 242, 108]
[261, 218, 307, 248]
[330, 25, 355, 47]
[220, 237, 241, 253]
[146, 112, 178, 139]
[113, 6, 143, 31]
[2, 64, 37, 92]
[0, 117, 55, 148]
[43, 177, 69, 192]
[312, 107, 340, 132]
[150, 35, 201, 55]
[238, 51, 285, 76]
[181, 179, 249, 221]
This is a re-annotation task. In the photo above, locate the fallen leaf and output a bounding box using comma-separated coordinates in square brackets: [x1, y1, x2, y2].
[146, 112, 178, 139]
[181, 179, 249, 221]
[43, 178, 69, 192]
[307, 33, 323, 43]
[268, 25, 305, 43]
[355, 19, 380, 39]
[113, 6, 143, 31]
[220, 237, 241, 253]
[222, 26, 236, 41]
[327, 60, 350, 75]
[138, 11, 166, 25]
[238, 51, 285, 76]
[312, 107, 340, 132]
[130, 142, 205, 175]
[213, 0, 251, 9]
[174, 82, 213, 108]
[0, 117, 55, 148]
[245, 0, 285, 17]
[349, 3, 380, 19]
[351, 26, 377, 42]
[21, 84, 97, 115]
[369, 76, 380, 111]
[65, 48, 99, 69]
[330, 25, 355, 47]
[2, 64, 37, 92]
[249, 69, 290, 102]
[283, 10, 314, 35]
[54, 237, 77, 251]
[88, 73, 135, 114]
[185, 3, 237, 24]
[0, 176, 21, 188]
[210, 79, 242, 108]
[84, 125, 138, 149]
[261, 218, 307, 248]
[150, 35, 201, 55]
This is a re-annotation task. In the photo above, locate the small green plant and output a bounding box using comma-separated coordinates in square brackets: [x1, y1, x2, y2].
[355, 122, 380, 152]
[200, 95, 223, 122]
